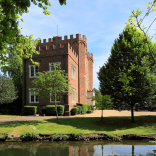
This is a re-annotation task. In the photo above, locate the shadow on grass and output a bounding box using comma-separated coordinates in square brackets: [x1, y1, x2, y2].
[0, 115, 156, 133]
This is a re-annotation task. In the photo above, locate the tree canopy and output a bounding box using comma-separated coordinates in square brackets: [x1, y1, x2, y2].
[93, 88, 101, 97]
[0, 73, 18, 105]
[97, 24, 156, 122]
[0, 0, 66, 68]
[29, 63, 74, 123]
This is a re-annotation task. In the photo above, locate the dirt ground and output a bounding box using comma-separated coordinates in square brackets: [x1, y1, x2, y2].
[0, 110, 156, 123]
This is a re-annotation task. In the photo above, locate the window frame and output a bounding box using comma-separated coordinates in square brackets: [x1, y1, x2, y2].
[29, 88, 39, 103]
[71, 64, 76, 79]
[49, 62, 61, 71]
[72, 88, 76, 103]
[29, 65, 40, 78]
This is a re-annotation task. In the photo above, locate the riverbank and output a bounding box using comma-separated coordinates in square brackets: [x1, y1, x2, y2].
[0, 114, 156, 142]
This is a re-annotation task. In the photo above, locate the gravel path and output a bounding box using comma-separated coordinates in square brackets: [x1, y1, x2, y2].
[0, 110, 156, 123]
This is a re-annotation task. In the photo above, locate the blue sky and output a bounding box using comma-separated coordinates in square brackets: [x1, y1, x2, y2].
[1, 0, 156, 90]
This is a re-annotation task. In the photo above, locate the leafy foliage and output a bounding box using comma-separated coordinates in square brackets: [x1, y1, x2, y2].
[91, 94, 114, 121]
[0, 73, 18, 105]
[97, 24, 155, 122]
[124, 0, 156, 108]
[93, 88, 101, 97]
[0, 0, 66, 68]
[71, 107, 79, 115]
[24, 106, 37, 115]
[29, 64, 74, 123]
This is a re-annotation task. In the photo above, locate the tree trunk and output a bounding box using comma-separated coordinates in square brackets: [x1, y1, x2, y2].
[55, 100, 59, 123]
[131, 105, 134, 122]
[101, 110, 103, 121]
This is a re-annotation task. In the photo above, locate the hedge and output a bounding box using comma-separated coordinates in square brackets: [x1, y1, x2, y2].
[76, 103, 89, 114]
[46, 105, 65, 116]
[24, 106, 37, 115]
[71, 107, 79, 115]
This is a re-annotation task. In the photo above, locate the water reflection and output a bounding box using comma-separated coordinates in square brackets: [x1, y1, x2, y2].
[0, 140, 156, 156]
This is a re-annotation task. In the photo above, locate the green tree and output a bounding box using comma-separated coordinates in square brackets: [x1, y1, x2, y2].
[0, 0, 66, 68]
[29, 63, 74, 123]
[97, 24, 155, 122]
[116, 0, 156, 107]
[0, 44, 23, 114]
[93, 88, 101, 97]
[0, 44, 23, 96]
[93, 88, 101, 109]
[0, 73, 18, 105]
[91, 94, 114, 121]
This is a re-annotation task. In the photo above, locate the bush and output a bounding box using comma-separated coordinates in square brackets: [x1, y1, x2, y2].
[46, 105, 65, 116]
[0, 107, 9, 115]
[87, 110, 92, 113]
[76, 103, 89, 114]
[24, 106, 37, 115]
[46, 105, 56, 116]
[75, 105, 82, 114]
[57, 105, 65, 116]
[71, 107, 79, 115]
[88, 105, 94, 111]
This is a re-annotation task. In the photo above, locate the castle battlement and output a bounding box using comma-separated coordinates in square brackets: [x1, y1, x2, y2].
[86, 50, 93, 61]
[37, 34, 86, 45]
[68, 43, 78, 58]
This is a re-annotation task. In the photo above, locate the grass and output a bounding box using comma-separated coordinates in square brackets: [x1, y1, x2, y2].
[0, 115, 22, 118]
[0, 116, 156, 138]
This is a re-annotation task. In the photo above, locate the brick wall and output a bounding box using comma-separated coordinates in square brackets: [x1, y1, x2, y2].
[22, 34, 94, 115]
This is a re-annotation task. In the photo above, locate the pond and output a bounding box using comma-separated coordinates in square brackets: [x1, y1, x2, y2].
[0, 140, 156, 156]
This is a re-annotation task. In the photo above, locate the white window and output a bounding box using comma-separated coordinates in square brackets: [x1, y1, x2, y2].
[72, 88, 76, 103]
[29, 88, 39, 103]
[71, 65, 76, 79]
[29, 65, 39, 78]
[49, 62, 61, 71]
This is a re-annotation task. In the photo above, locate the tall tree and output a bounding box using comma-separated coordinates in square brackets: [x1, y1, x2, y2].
[0, 73, 18, 105]
[29, 64, 74, 123]
[97, 24, 155, 122]
[0, 0, 67, 68]
[116, 0, 156, 106]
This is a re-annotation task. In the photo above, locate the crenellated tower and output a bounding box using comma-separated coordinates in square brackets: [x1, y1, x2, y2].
[22, 33, 94, 116]
[34, 34, 94, 104]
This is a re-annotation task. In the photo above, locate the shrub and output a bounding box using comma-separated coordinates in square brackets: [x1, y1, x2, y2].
[87, 110, 92, 113]
[46, 105, 65, 116]
[57, 105, 64, 116]
[88, 105, 94, 111]
[75, 105, 82, 114]
[77, 105, 82, 114]
[24, 106, 37, 115]
[46, 105, 56, 116]
[76, 103, 89, 114]
[71, 107, 79, 115]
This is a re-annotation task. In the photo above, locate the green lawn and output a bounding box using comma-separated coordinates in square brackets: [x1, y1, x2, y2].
[0, 115, 22, 118]
[0, 116, 156, 138]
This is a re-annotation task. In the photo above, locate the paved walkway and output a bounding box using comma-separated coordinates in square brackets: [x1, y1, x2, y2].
[0, 110, 156, 123]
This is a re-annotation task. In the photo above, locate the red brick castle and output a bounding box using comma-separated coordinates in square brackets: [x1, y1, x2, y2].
[22, 34, 95, 116]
